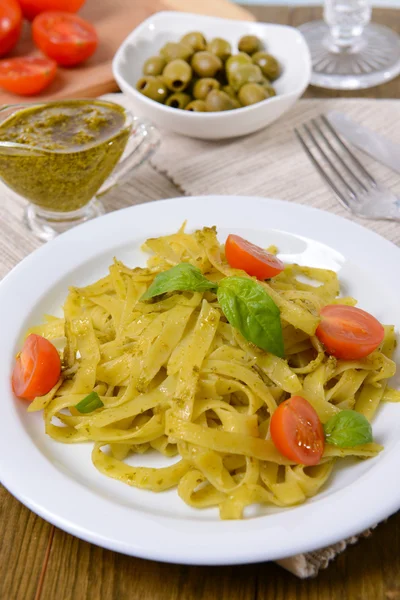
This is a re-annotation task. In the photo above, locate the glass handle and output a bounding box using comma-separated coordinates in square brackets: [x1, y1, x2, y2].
[97, 117, 160, 197]
[323, 0, 372, 47]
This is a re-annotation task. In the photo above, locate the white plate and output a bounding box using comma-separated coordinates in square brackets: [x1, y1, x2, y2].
[1, 196, 399, 566]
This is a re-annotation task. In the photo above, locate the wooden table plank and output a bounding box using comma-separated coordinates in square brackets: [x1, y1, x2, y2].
[1, 6, 400, 600]
[0, 486, 53, 600]
[39, 529, 258, 600]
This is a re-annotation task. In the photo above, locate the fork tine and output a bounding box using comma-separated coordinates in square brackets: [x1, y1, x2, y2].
[303, 123, 358, 198]
[321, 115, 377, 186]
[294, 127, 351, 210]
[311, 117, 369, 193]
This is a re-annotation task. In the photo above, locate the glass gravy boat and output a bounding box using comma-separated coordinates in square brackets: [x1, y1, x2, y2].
[0, 99, 160, 241]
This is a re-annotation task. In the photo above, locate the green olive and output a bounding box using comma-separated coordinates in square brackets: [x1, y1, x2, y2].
[238, 35, 263, 55]
[181, 31, 207, 52]
[160, 42, 194, 63]
[136, 76, 168, 103]
[252, 52, 280, 80]
[228, 63, 263, 92]
[230, 97, 241, 109]
[205, 89, 237, 112]
[156, 74, 169, 88]
[185, 99, 207, 112]
[162, 59, 192, 92]
[259, 78, 276, 97]
[138, 33, 279, 108]
[238, 83, 268, 106]
[222, 85, 237, 99]
[166, 93, 192, 109]
[225, 52, 252, 76]
[191, 51, 222, 78]
[193, 77, 220, 100]
[143, 56, 166, 76]
[207, 38, 231, 62]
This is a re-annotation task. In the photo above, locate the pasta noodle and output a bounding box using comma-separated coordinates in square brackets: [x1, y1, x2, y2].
[28, 226, 396, 519]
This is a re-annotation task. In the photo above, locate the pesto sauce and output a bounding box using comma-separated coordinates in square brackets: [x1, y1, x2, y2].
[0, 100, 130, 212]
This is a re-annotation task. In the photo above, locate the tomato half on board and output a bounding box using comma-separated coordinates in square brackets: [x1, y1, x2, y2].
[225, 234, 284, 280]
[12, 334, 61, 400]
[0, 0, 22, 57]
[316, 304, 384, 361]
[32, 11, 98, 67]
[18, 0, 86, 21]
[270, 396, 325, 466]
[0, 56, 57, 95]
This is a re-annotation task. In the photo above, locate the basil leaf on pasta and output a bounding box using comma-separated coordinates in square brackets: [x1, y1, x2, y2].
[141, 263, 217, 300]
[75, 391, 104, 414]
[217, 276, 284, 358]
[324, 410, 372, 447]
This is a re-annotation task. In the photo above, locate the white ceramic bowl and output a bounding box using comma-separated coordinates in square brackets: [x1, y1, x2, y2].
[112, 12, 311, 140]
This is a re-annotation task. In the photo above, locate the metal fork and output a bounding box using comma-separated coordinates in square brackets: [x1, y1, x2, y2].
[295, 115, 400, 222]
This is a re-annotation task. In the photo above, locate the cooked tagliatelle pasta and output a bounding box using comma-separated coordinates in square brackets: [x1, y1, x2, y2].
[26, 226, 398, 519]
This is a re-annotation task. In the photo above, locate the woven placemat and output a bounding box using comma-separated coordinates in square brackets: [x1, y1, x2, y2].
[1, 94, 399, 578]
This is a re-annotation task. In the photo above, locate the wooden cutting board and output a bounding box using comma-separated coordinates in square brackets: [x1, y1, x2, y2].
[0, 0, 255, 104]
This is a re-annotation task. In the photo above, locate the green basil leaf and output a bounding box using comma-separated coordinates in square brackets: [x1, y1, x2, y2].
[217, 276, 284, 358]
[141, 263, 217, 300]
[75, 391, 104, 414]
[324, 410, 373, 447]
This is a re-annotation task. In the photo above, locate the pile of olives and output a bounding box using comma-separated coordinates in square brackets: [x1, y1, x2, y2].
[136, 32, 281, 112]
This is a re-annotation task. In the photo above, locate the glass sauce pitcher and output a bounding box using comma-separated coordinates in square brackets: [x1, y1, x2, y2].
[0, 99, 160, 241]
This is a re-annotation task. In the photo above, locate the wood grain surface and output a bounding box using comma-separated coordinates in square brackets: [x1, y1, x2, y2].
[0, 0, 254, 105]
[1, 5, 400, 600]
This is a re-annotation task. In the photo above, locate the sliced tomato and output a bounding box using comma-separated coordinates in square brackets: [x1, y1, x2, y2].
[0, 0, 22, 57]
[18, 0, 86, 21]
[225, 234, 284, 280]
[316, 304, 384, 361]
[12, 334, 61, 400]
[32, 11, 98, 67]
[270, 395, 325, 466]
[0, 56, 57, 95]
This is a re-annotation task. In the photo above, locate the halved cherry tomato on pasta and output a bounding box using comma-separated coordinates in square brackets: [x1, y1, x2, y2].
[316, 304, 384, 361]
[12, 334, 61, 400]
[0, 0, 22, 57]
[32, 11, 98, 67]
[270, 396, 325, 466]
[18, 0, 86, 21]
[0, 56, 57, 95]
[225, 234, 284, 280]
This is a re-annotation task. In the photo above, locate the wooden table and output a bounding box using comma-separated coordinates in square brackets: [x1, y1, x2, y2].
[1, 6, 400, 600]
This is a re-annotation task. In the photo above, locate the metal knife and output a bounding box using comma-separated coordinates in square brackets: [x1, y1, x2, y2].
[327, 110, 400, 175]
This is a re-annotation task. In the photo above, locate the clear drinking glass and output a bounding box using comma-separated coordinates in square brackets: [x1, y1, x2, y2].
[298, 0, 400, 89]
[0, 100, 160, 242]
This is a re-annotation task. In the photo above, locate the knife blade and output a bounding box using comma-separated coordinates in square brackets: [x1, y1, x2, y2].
[327, 111, 400, 175]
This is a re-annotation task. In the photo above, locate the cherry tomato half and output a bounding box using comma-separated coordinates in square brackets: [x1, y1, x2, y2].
[0, 56, 57, 95]
[18, 0, 86, 21]
[316, 304, 385, 361]
[0, 0, 22, 57]
[225, 234, 284, 280]
[12, 334, 61, 400]
[32, 11, 98, 67]
[270, 396, 325, 466]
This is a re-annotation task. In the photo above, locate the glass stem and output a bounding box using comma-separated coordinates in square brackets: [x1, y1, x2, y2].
[323, 0, 372, 48]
